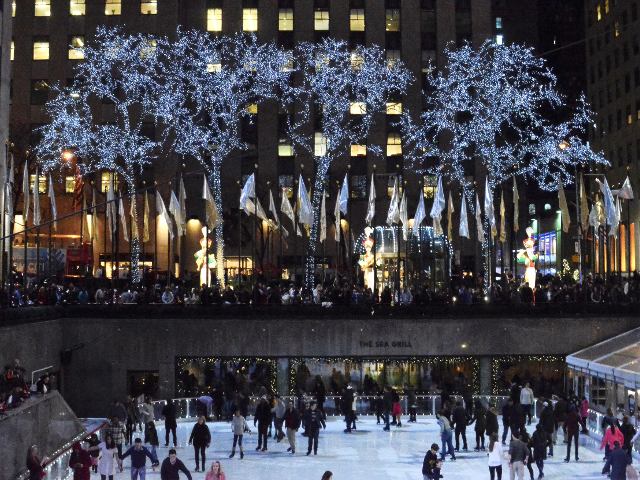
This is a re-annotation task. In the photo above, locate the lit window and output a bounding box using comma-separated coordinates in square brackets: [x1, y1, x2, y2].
[246, 104, 258, 114]
[423, 175, 436, 199]
[30, 174, 47, 194]
[243, 8, 258, 32]
[597, 4, 602, 20]
[207, 8, 222, 32]
[350, 102, 366, 115]
[139, 40, 156, 58]
[495, 35, 503, 45]
[207, 63, 221, 73]
[12, 1, 15, 17]
[350, 9, 365, 31]
[422, 50, 436, 72]
[11, 41, 14, 61]
[386, 102, 402, 115]
[387, 133, 402, 156]
[279, 175, 294, 198]
[314, 132, 327, 157]
[65, 176, 76, 194]
[388, 175, 402, 197]
[278, 139, 293, 156]
[495, 16, 502, 29]
[386, 50, 401, 68]
[33, 40, 49, 61]
[314, 10, 329, 31]
[70, 0, 85, 16]
[69, 36, 85, 60]
[351, 145, 367, 156]
[35, 0, 50, 17]
[605, 0, 609, 14]
[141, 0, 157, 15]
[351, 51, 364, 70]
[279, 8, 293, 31]
[101, 172, 119, 193]
[385, 9, 400, 31]
[105, 0, 121, 15]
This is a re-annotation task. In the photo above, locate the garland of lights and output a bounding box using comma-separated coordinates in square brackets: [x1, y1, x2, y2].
[491, 355, 565, 395]
[289, 356, 479, 395]
[401, 40, 608, 290]
[177, 356, 278, 396]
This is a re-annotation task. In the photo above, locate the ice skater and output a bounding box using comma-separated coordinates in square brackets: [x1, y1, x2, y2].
[160, 450, 191, 480]
[282, 400, 301, 454]
[304, 401, 326, 456]
[229, 409, 251, 459]
[188, 416, 211, 472]
[487, 433, 503, 480]
[437, 411, 456, 461]
[119, 438, 155, 480]
[422, 444, 439, 480]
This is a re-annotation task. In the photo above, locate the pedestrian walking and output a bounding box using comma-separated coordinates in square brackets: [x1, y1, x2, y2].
[254, 396, 272, 451]
[602, 441, 632, 480]
[507, 433, 529, 480]
[282, 400, 301, 454]
[531, 424, 550, 479]
[487, 433, 503, 480]
[305, 401, 326, 455]
[69, 443, 91, 480]
[229, 409, 251, 459]
[452, 401, 468, 451]
[437, 410, 456, 461]
[119, 438, 155, 480]
[162, 402, 178, 448]
[188, 416, 211, 472]
[204, 461, 225, 480]
[160, 450, 192, 480]
[564, 404, 581, 462]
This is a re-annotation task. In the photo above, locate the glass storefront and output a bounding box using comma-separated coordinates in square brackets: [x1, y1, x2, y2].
[492, 356, 565, 398]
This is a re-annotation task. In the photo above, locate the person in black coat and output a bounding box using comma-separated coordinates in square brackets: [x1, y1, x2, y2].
[304, 402, 326, 455]
[382, 386, 393, 431]
[188, 417, 211, 472]
[161, 402, 177, 448]
[313, 377, 326, 415]
[602, 441, 632, 480]
[341, 386, 354, 433]
[502, 399, 513, 444]
[485, 404, 499, 444]
[619, 416, 637, 460]
[532, 424, 551, 479]
[422, 444, 439, 478]
[538, 402, 555, 457]
[451, 401, 468, 451]
[253, 396, 272, 452]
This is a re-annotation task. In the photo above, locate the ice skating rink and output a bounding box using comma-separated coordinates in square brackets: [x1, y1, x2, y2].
[110, 416, 634, 480]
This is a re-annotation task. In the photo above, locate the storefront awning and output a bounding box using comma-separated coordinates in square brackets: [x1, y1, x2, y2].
[566, 327, 640, 389]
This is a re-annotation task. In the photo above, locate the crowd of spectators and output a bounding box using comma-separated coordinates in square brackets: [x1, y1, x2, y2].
[3, 269, 640, 308]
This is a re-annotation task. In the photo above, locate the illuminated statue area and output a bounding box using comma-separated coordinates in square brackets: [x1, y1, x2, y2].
[195, 227, 216, 287]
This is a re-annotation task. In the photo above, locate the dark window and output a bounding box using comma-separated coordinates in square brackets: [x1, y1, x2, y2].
[29, 124, 44, 146]
[614, 49, 619, 68]
[623, 10, 628, 25]
[598, 61, 603, 79]
[590, 67, 595, 84]
[635, 67, 640, 87]
[599, 89, 604, 107]
[628, 143, 633, 163]
[589, 39, 595, 56]
[30, 79, 48, 105]
[626, 73, 631, 92]
[608, 114, 613, 133]
[618, 147, 624, 166]
[607, 84, 612, 103]
[606, 55, 611, 73]
[624, 43, 630, 61]
[605, 25, 610, 44]
[634, 34, 639, 55]
[632, 2, 638, 21]
[617, 109, 622, 130]
[616, 79, 621, 98]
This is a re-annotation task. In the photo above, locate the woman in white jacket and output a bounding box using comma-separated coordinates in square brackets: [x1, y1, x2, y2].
[90, 434, 119, 480]
[487, 432, 504, 480]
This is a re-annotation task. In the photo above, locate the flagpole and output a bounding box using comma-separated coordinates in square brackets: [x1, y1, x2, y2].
[48, 200, 52, 282]
[372, 165, 377, 297]
[628, 198, 631, 278]
[253, 165, 258, 291]
[237, 181, 242, 285]
[347, 164, 352, 287]
[141, 183, 146, 287]
[294, 175, 299, 287]
[205, 225, 209, 288]
[167, 182, 171, 289]
[1, 142, 7, 289]
[154, 183, 158, 288]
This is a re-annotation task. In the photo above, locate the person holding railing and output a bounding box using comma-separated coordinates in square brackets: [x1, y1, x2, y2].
[26, 445, 48, 480]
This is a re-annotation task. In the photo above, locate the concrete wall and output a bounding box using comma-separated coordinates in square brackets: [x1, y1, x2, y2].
[3, 313, 640, 417]
[0, 392, 86, 480]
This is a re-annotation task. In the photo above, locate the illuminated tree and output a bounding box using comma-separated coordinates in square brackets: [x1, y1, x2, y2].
[281, 39, 412, 289]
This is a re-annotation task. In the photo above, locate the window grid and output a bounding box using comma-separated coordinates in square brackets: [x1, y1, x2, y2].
[29, 175, 47, 194]
[35, 0, 50, 17]
[351, 145, 367, 156]
[314, 10, 329, 31]
[350, 9, 365, 31]
[69, 36, 85, 60]
[278, 139, 293, 156]
[387, 133, 402, 156]
[65, 176, 76, 194]
[423, 175, 436, 199]
[33, 41, 50, 61]
[279, 8, 293, 31]
[388, 175, 402, 198]
[141, 0, 157, 15]
[351, 175, 367, 199]
[101, 173, 119, 193]
[105, 0, 121, 15]
[70, 0, 85, 16]
[243, 8, 258, 32]
[314, 132, 327, 157]
[385, 9, 400, 31]
[279, 175, 294, 199]
[10, 41, 14, 61]
[207, 8, 222, 32]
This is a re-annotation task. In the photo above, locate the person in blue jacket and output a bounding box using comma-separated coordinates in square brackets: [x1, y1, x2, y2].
[602, 441, 632, 480]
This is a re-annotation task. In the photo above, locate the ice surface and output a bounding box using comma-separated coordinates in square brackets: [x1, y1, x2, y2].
[107, 416, 635, 480]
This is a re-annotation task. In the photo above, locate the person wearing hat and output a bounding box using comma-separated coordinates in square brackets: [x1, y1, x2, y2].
[539, 401, 555, 458]
[304, 401, 326, 456]
[254, 395, 272, 452]
[69, 443, 91, 480]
